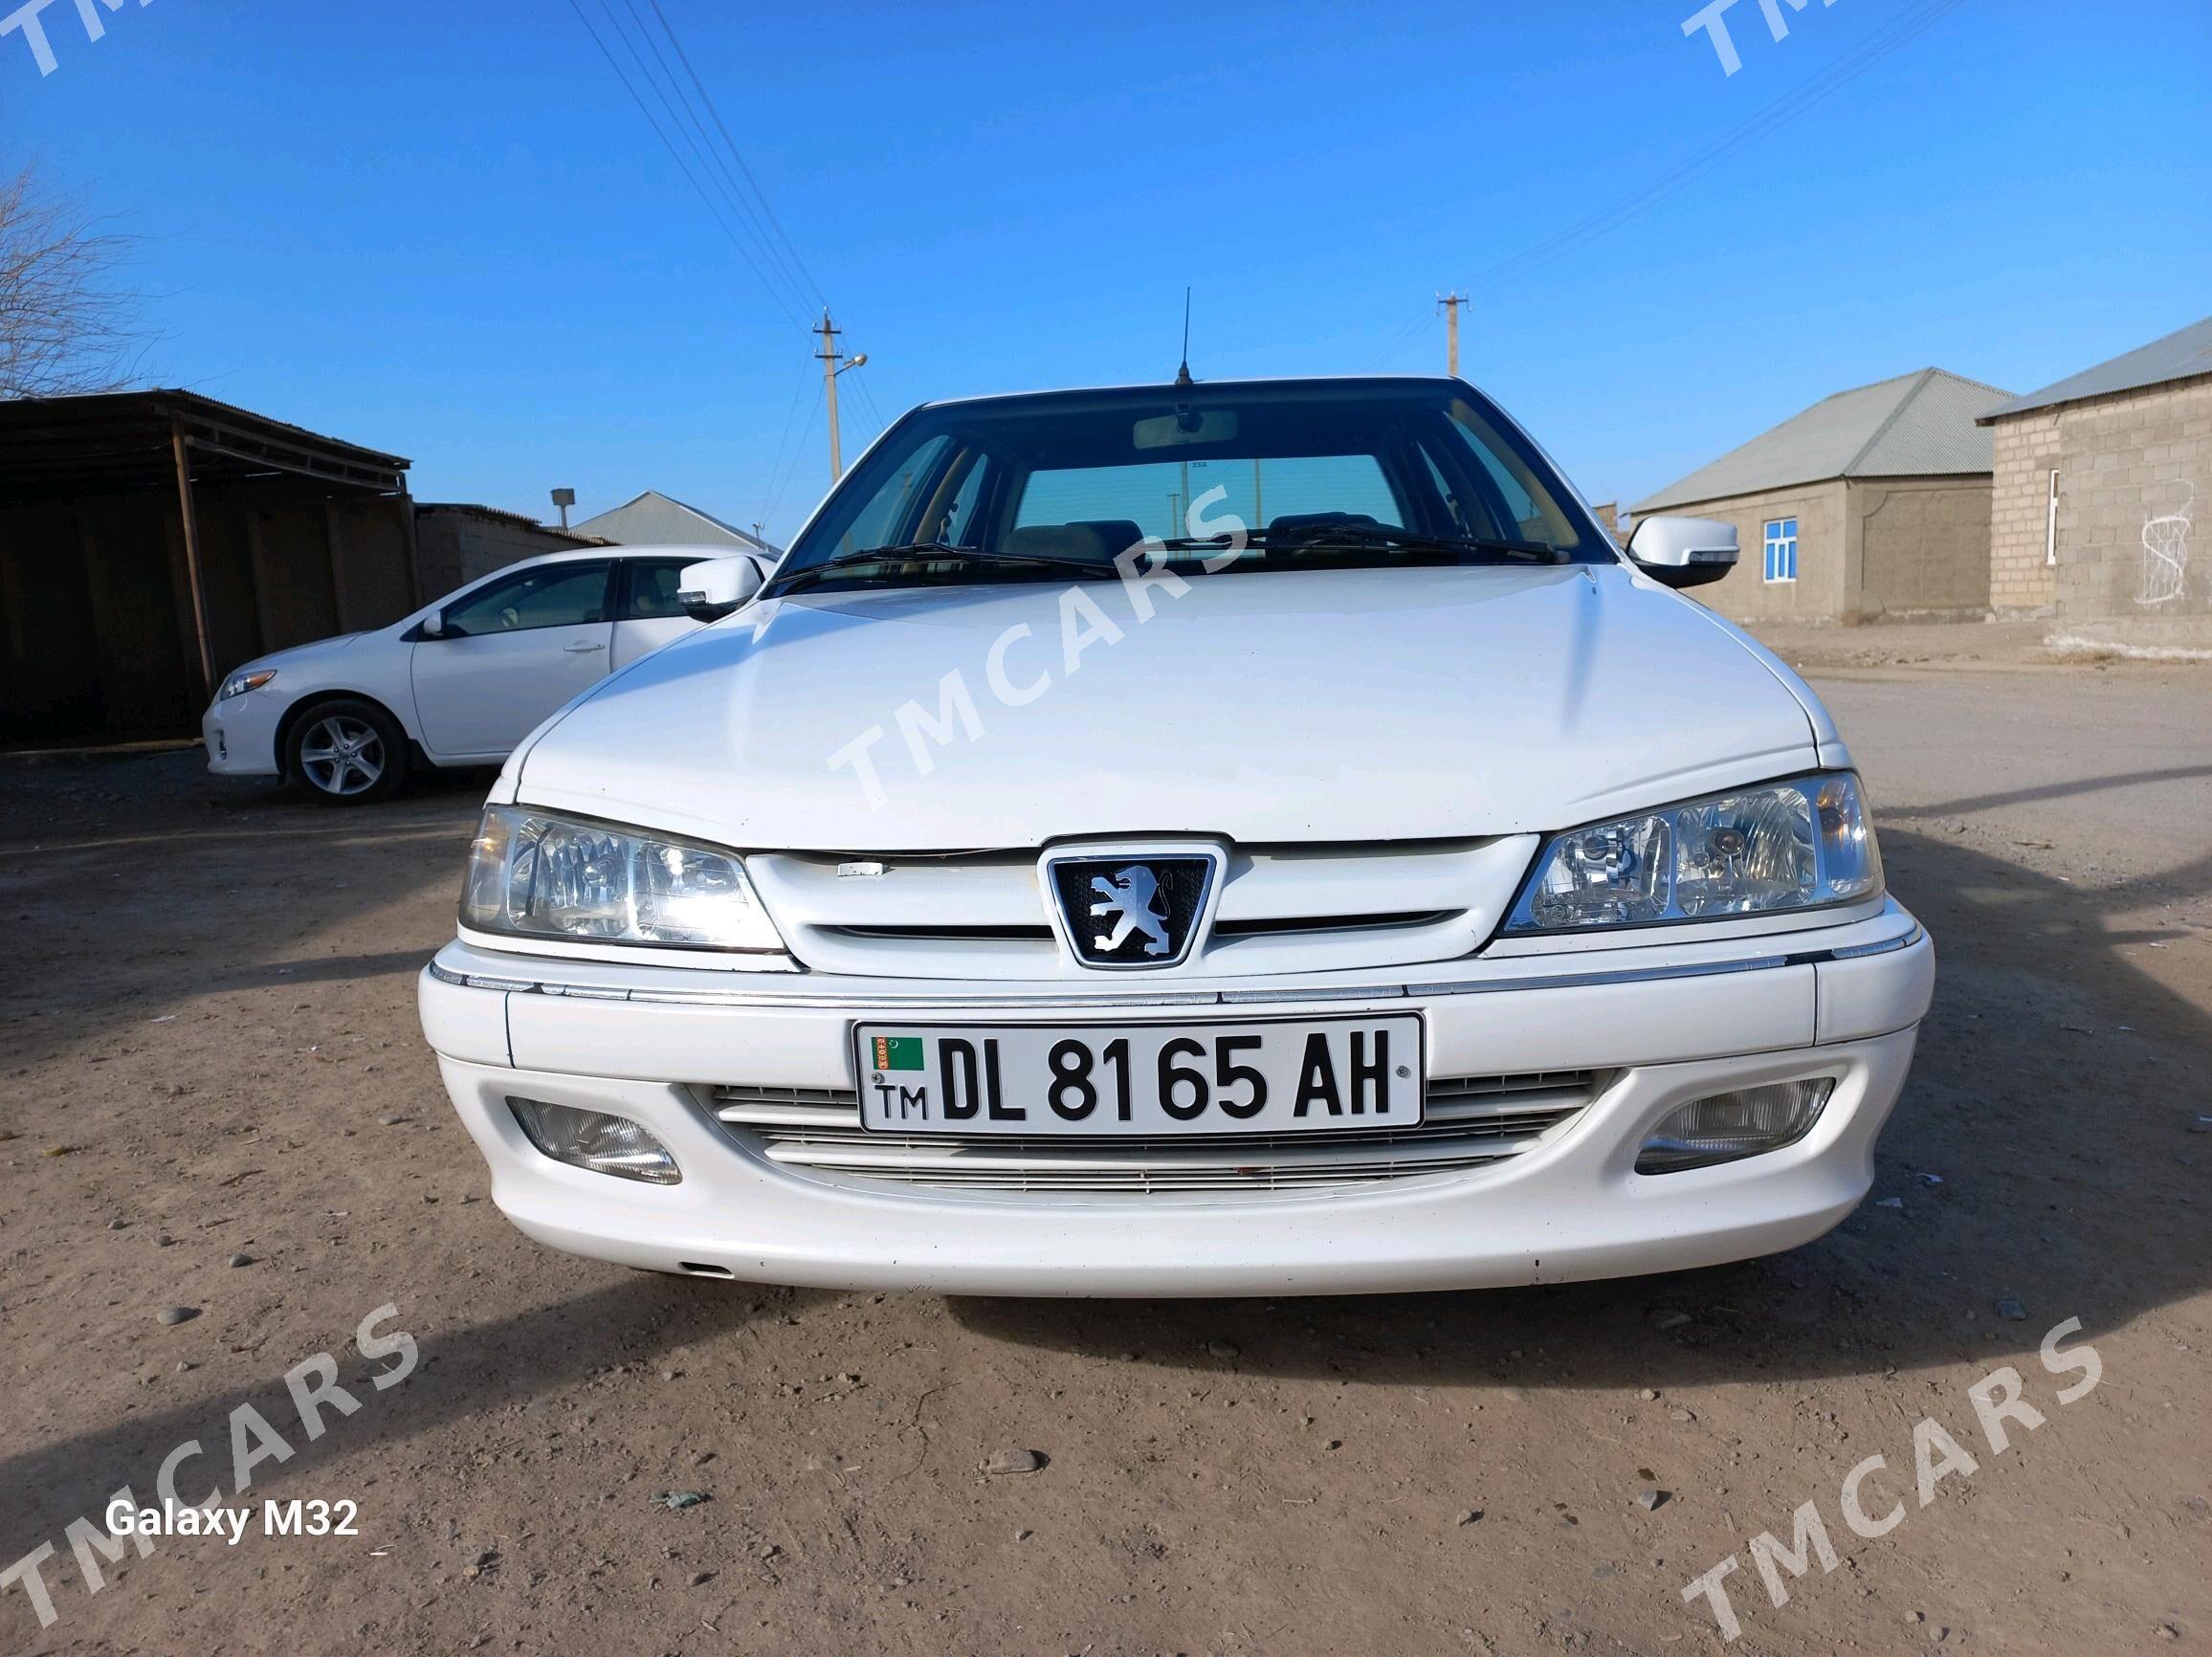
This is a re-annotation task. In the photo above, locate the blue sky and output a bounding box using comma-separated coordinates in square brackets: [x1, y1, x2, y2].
[9, 0, 2208, 542]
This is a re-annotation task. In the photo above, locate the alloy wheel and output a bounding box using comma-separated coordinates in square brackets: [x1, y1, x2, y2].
[297, 715, 385, 797]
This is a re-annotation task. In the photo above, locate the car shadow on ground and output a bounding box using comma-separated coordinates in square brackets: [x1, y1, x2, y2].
[0, 751, 495, 1063]
[948, 826, 2212, 1388]
[0, 1276, 838, 1548]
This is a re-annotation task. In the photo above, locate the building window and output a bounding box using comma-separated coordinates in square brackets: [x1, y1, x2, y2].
[1762, 518, 1799, 584]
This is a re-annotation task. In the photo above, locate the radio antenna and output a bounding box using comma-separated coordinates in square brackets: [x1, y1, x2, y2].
[1174, 287, 1193, 386]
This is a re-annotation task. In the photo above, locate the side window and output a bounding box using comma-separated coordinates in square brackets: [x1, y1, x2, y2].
[441, 563, 610, 636]
[624, 560, 695, 620]
[932, 454, 994, 547]
[1444, 400, 1582, 548]
[837, 433, 953, 553]
[1467, 443, 1539, 534]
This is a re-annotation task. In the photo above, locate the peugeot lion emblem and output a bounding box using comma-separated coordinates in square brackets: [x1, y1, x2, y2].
[1043, 849, 1222, 970]
[1088, 866, 1173, 957]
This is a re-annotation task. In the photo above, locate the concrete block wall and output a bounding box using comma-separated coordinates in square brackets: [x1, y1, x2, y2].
[1987, 411, 2061, 613]
[1989, 376, 2212, 637]
[414, 509, 592, 602]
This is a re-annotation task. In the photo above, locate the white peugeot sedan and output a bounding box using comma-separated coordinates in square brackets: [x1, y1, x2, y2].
[201, 544, 766, 804]
[418, 377, 1934, 1296]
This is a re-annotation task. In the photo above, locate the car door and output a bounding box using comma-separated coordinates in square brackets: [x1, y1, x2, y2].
[610, 556, 714, 671]
[409, 560, 615, 759]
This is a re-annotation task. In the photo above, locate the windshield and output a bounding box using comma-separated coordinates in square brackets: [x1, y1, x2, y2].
[766, 380, 1607, 594]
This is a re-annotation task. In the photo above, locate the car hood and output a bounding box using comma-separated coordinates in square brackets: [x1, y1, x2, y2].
[238, 630, 367, 674]
[514, 563, 1824, 851]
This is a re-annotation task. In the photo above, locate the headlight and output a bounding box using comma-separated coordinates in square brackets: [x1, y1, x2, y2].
[460, 806, 787, 953]
[1504, 772, 1880, 933]
[219, 669, 276, 699]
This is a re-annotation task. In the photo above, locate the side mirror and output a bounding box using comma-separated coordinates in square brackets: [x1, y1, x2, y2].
[420, 608, 447, 638]
[1626, 515, 1737, 589]
[676, 556, 763, 622]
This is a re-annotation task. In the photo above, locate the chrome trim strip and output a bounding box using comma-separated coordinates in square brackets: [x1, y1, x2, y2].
[1820, 925, 1923, 961]
[1220, 984, 1409, 1004]
[1402, 955, 1789, 998]
[427, 926, 1924, 1009]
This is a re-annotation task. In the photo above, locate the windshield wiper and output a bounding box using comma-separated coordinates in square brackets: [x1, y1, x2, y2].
[764, 541, 1117, 596]
[1258, 522, 1567, 564]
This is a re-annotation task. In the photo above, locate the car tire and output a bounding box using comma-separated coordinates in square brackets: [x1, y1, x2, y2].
[284, 697, 410, 806]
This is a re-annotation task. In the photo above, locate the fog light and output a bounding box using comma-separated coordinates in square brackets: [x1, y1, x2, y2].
[508, 1097, 680, 1184]
[1635, 1078, 1834, 1174]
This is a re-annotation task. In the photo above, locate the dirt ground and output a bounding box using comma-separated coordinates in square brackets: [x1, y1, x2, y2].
[2, 657, 2209, 1656]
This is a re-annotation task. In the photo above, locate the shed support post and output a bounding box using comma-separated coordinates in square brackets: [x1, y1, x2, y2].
[170, 423, 217, 700]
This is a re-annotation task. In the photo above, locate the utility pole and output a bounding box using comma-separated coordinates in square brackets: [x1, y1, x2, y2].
[1438, 292, 1466, 378]
[816, 310, 868, 482]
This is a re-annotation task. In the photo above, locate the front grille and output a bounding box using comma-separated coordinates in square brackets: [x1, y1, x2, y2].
[1211, 910, 1455, 938]
[704, 1072, 1601, 1197]
[738, 836, 1537, 981]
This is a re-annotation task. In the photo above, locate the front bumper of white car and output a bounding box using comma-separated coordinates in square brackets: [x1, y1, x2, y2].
[419, 900, 1932, 1297]
[201, 690, 283, 776]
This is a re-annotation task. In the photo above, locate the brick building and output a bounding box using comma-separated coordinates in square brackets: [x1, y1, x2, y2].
[1635, 368, 2011, 626]
[1980, 315, 2212, 649]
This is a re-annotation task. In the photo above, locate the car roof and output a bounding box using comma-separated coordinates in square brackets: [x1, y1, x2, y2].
[915, 373, 1470, 413]
[519, 542, 761, 565]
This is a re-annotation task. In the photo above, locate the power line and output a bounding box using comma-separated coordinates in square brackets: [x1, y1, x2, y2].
[564, 0, 807, 328]
[762, 374, 826, 530]
[647, 0, 827, 314]
[1472, 0, 1971, 285]
[1367, 306, 1433, 372]
[569, 0, 874, 516]
[1371, 0, 1973, 371]
[614, 0, 818, 320]
[852, 374, 890, 444]
[756, 347, 814, 531]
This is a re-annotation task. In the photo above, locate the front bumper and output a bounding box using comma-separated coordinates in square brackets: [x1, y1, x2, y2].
[418, 901, 1934, 1296]
[201, 692, 282, 776]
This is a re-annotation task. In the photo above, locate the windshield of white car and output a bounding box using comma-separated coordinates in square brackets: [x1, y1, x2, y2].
[765, 379, 1604, 595]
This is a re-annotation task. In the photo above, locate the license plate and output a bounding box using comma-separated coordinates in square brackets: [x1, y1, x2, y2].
[852, 1014, 1425, 1136]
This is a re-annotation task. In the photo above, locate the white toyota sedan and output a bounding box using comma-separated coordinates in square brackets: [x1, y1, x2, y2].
[418, 377, 1934, 1296]
[202, 544, 765, 803]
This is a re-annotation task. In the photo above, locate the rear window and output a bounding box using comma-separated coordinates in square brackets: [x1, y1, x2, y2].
[1015, 453, 1401, 542]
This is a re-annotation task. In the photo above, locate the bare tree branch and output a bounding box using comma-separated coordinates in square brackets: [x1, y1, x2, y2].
[0, 161, 155, 400]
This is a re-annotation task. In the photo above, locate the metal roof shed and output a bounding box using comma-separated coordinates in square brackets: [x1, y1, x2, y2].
[0, 390, 416, 745]
[568, 490, 779, 553]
